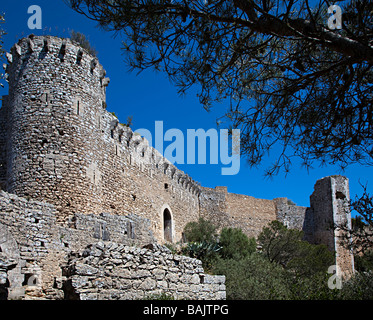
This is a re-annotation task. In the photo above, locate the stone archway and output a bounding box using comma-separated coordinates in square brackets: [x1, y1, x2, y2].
[160, 205, 174, 243]
[163, 208, 172, 242]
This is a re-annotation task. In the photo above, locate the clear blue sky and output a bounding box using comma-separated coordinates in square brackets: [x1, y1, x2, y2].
[1, 0, 372, 210]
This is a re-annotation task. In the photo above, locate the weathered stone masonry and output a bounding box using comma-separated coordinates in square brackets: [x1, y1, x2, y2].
[0, 190, 225, 300]
[0, 35, 354, 299]
[1, 35, 200, 243]
[63, 242, 226, 300]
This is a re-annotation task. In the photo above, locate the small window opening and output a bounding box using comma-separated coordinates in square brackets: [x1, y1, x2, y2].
[164, 183, 169, 190]
[336, 191, 346, 200]
[128, 221, 134, 239]
[59, 43, 66, 62]
[199, 275, 205, 284]
[76, 50, 83, 65]
[42, 39, 49, 53]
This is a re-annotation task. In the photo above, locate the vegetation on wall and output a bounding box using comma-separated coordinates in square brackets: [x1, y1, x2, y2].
[70, 30, 97, 57]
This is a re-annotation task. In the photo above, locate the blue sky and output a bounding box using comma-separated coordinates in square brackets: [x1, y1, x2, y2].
[1, 0, 372, 209]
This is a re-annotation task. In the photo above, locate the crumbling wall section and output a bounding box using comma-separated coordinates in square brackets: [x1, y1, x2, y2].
[309, 175, 354, 278]
[0, 191, 225, 300]
[0, 190, 156, 299]
[0, 190, 65, 299]
[274, 198, 314, 241]
[63, 242, 226, 300]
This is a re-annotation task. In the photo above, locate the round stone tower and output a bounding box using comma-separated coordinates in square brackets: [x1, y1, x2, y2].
[4, 35, 110, 222]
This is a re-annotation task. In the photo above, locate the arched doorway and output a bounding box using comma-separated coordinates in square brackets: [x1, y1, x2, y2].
[163, 208, 173, 243]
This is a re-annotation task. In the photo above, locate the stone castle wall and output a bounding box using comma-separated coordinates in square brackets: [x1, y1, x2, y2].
[199, 186, 278, 239]
[1, 35, 201, 243]
[0, 190, 224, 300]
[309, 176, 355, 278]
[0, 97, 7, 190]
[0, 35, 355, 288]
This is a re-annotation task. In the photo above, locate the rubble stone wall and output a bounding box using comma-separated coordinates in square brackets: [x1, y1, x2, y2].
[63, 242, 226, 300]
[0, 190, 225, 300]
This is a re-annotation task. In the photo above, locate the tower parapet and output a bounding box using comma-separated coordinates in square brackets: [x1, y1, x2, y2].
[2, 35, 109, 221]
[1, 35, 200, 241]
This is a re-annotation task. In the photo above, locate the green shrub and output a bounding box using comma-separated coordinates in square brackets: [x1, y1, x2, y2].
[258, 220, 333, 275]
[183, 217, 218, 243]
[339, 271, 373, 300]
[218, 227, 256, 260]
[213, 253, 291, 300]
[354, 250, 373, 272]
[70, 30, 97, 57]
[181, 240, 221, 271]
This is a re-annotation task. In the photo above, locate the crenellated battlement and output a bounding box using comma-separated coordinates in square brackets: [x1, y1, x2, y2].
[101, 107, 202, 198]
[5, 35, 109, 86]
[2, 35, 201, 200]
[0, 35, 201, 242]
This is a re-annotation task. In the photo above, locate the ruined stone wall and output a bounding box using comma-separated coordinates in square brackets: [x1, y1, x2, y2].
[0, 190, 225, 300]
[2, 35, 200, 243]
[63, 242, 226, 300]
[274, 198, 314, 241]
[199, 186, 277, 239]
[0, 190, 65, 299]
[309, 176, 354, 277]
[0, 190, 156, 299]
[225, 191, 277, 239]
